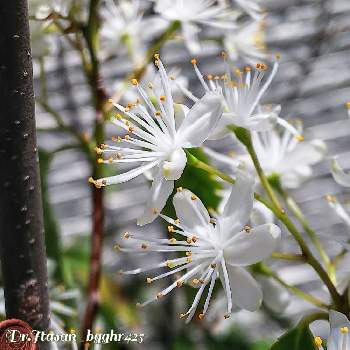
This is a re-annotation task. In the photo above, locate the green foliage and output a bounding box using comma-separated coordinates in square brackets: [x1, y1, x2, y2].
[176, 148, 222, 209]
[270, 323, 318, 350]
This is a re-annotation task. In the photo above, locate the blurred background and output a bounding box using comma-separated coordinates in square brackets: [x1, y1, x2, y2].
[3, 0, 350, 348]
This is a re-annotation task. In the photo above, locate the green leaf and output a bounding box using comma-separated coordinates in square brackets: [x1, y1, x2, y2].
[270, 323, 318, 350]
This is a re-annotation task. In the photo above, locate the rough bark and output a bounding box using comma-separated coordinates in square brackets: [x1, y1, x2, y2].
[0, 0, 50, 347]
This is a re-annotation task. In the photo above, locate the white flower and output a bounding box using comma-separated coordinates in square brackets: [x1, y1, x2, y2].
[325, 195, 350, 230]
[100, 0, 167, 67]
[154, 0, 236, 53]
[90, 58, 223, 225]
[314, 310, 350, 350]
[223, 20, 269, 64]
[117, 176, 280, 322]
[178, 58, 298, 138]
[233, 0, 265, 20]
[238, 125, 327, 188]
[256, 275, 289, 313]
[331, 158, 350, 188]
[29, 0, 72, 18]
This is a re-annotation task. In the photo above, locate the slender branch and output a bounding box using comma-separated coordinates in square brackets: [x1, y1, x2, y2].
[271, 252, 306, 262]
[230, 126, 344, 310]
[0, 0, 50, 347]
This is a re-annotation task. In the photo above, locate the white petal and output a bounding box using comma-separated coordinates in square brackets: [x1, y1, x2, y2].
[208, 113, 232, 140]
[223, 266, 262, 311]
[173, 189, 210, 234]
[225, 224, 281, 266]
[182, 22, 201, 54]
[328, 310, 350, 350]
[251, 200, 274, 225]
[137, 170, 174, 226]
[220, 173, 254, 233]
[331, 158, 350, 188]
[96, 161, 159, 185]
[244, 112, 277, 131]
[286, 140, 327, 167]
[256, 275, 290, 313]
[177, 91, 224, 147]
[174, 103, 189, 130]
[162, 148, 187, 180]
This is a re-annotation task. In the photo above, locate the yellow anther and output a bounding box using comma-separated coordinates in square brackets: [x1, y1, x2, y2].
[123, 232, 130, 239]
[167, 225, 175, 232]
[191, 195, 198, 200]
[191, 236, 197, 243]
[108, 157, 113, 164]
[346, 102, 350, 109]
[131, 78, 138, 86]
[108, 98, 114, 104]
[152, 208, 158, 215]
[115, 113, 122, 120]
[116, 152, 122, 159]
[166, 260, 173, 268]
[224, 313, 231, 319]
[141, 243, 148, 250]
[128, 126, 134, 133]
[207, 74, 213, 80]
[94, 147, 102, 154]
[148, 82, 154, 89]
[174, 219, 180, 225]
[155, 110, 161, 116]
[154, 53, 160, 59]
[176, 187, 183, 192]
[114, 244, 121, 251]
[275, 53, 281, 60]
[192, 278, 199, 285]
[97, 158, 104, 164]
[187, 237, 192, 244]
[235, 69, 243, 76]
[198, 313, 204, 320]
[70, 329, 76, 334]
[169, 75, 175, 80]
[244, 225, 251, 233]
[124, 107, 130, 113]
[211, 263, 217, 269]
[191, 58, 197, 65]
[179, 313, 186, 319]
[296, 135, 305, 141]
[156, 293, 163, 299]
[146, 277, 152, 284]
[160, 95, 166, 102]
[186, 252, 192, 256]
[186, 257, 193, 263]
[124, 135, 130, 140]
[88, 177, 94, 184]
[169, 238, 177, 244]
[314, 337, 323, 347]
[117, 136, 122, 142]
[176, 281, 183, 288]
[324, 194, 337, 203]
[341, 326, 349, 334]
[245, 66, 252, 72]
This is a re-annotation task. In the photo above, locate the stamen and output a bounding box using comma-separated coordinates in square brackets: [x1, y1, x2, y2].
[176, 187, 183, 192]
[324, 195, 337, 203]
[340, 326, 348, 333]
[314, 337, 322, 347]
[131, 79, 138, 86]
[191, 195, 198, 200]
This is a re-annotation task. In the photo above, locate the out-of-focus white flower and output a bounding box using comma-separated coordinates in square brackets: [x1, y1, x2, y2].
[238, 125, 327, 188]
[331, 158, 350, 188]
[256, 275, 289, 313]
[90, 58, 223, 225]
[223, 20, 269, 64]
[154, 0, 236, 53]
[29, 0, 72, 18]
[325, 195, 350, 229]
[100, 0, 167, 67]
[233, 0, 265, 20]
[179, 58, 298, 137]
[117, 176, 280, 322]
[313, 310, 350, 350]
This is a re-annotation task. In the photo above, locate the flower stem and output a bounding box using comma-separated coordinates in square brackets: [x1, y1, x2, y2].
[271, 252, 306, 262]
[229, 126, 344, 310]
[185, 150, 236, 184]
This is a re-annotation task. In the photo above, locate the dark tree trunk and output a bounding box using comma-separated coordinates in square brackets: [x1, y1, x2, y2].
[0, 0, 50, 347]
